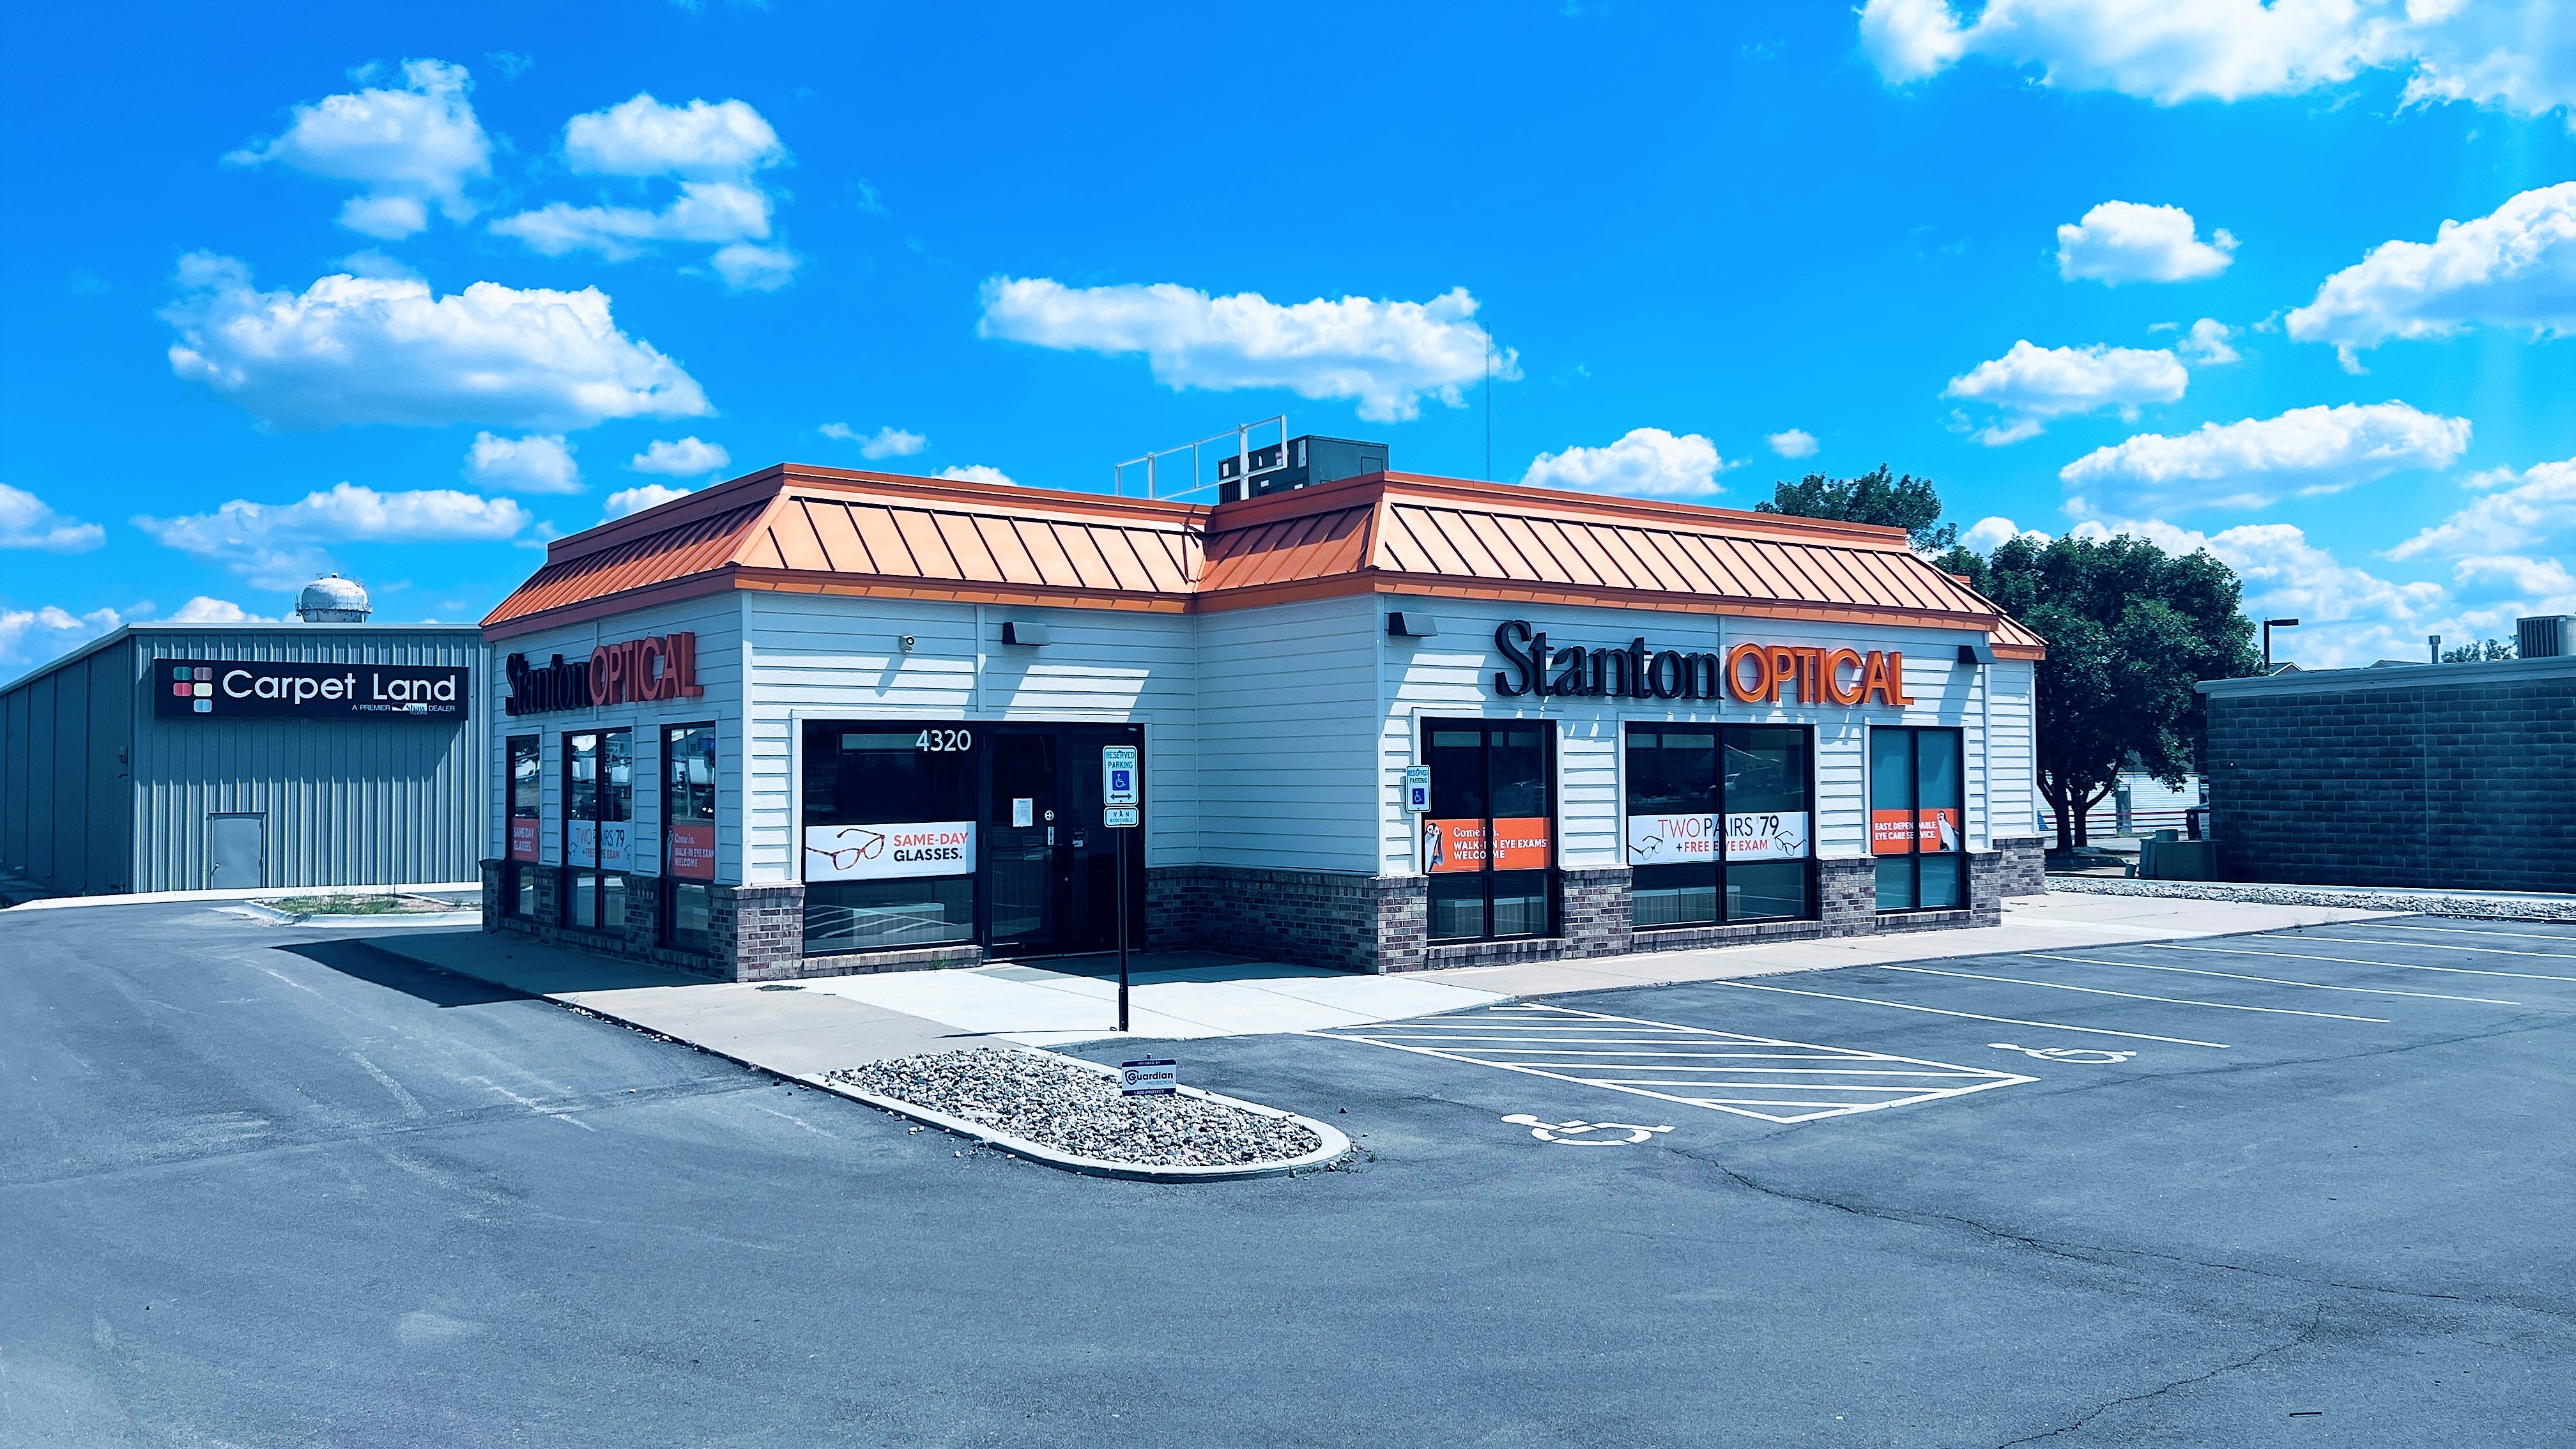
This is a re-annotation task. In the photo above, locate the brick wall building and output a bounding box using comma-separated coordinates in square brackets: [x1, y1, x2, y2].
[2198, 657, 2576, 892]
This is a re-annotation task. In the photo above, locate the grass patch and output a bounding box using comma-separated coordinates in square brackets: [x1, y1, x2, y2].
[268, 895, 454, 917]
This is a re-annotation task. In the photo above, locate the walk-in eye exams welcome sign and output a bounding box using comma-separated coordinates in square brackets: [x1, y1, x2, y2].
[154, 660, 470, 720]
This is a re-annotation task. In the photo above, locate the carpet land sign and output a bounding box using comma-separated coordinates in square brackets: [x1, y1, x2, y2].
[155, 661, 469, 720]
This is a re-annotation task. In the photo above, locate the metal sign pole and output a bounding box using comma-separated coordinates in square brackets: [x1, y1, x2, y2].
[1116, 836, 1130, 1033]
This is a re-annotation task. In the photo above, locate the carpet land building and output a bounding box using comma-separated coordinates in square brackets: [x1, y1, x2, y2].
[477, 454, 2048, 979]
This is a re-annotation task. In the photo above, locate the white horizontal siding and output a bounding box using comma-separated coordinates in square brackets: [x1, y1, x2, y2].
[492, 593, 744, 880]
[742, 594, 1199, 882]
[1197, 595, 1380, 873]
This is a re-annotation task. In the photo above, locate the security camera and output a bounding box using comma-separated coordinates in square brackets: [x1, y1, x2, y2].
[898, 634, 917, 652]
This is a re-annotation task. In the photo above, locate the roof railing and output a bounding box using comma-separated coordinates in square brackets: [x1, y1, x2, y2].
[1112, 415, 1287, 500]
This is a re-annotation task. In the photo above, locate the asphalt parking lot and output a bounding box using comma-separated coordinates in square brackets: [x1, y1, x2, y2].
[6, 905, 2572, 1448]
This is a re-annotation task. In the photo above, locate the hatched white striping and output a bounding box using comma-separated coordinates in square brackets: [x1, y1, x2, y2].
[1308, 1002, 2034, 1125]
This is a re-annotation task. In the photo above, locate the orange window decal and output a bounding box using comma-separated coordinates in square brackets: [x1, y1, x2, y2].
[1871, 808, 1917, 855]
[1424, 818, 1489, 873]
[1918, 808, 1963, 853]
[1490, 816, 1552, 870]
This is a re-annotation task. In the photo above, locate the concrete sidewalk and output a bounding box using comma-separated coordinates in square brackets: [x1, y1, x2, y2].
[362, 891, 2396, 1082]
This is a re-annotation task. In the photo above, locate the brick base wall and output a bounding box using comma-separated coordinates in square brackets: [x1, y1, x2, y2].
[1993, 837, 2047, 898]
[480, 859, 729, 980]
[1148, 865, 1427, 973]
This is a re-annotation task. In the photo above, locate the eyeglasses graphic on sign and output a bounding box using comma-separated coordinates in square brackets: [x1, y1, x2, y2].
[806, 827, 887, 871]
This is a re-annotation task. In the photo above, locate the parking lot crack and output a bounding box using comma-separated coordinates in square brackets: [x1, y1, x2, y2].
[1991, 1301, 2324, 1447]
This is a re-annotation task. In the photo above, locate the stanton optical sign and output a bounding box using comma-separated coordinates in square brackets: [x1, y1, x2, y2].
[505, 631, 706, 716]
[1489, 620, 1917, 706]
[154, 660, 469, 721]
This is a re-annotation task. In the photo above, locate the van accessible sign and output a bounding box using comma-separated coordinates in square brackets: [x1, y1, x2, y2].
[155, 659, 469, 721]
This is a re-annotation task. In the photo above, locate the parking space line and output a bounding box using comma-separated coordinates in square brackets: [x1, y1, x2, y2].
[1309, 1003, 2035, 1124]
[1878, 964, 2388, 1022]
[2298, 932, 2576, 960]
[2343, 923, 2576, 947]
[2033, 953, 2518, 1006]
[2152, 942, 2576, 984]
[1706, 979, 2230, 1048]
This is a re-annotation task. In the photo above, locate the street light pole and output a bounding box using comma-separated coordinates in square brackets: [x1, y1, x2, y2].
[2262, 617, 2300, 671]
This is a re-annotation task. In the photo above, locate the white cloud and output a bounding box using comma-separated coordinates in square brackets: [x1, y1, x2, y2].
[0, 484, 105, 552]
[976, 277, 1516, 424]
[0, 604, 121, 670]
[2059, 401, 2471, 512]
[1961, 515, 2052, 552]
[2073, 515, 2452, 668]
[2175, 317, 2241, 365]
[2287, 182, 2576, 371]
[629, 437, 730, 476]
[710, 243, 799, 292]
[464, 433, 580, 494]
[2451, 553, 2576, 600]
[563, 95, 784, 179]
[490, 181, 774, 260]
[492, 94, 798, 290]
[936, 464, 1019, 487]
[2056, 201, 2236, 284]
[225, 59, 491, 239]
[2386, 454, 2576, 558]
[1857, 1, 2576, 127]
[822, 424, 928, 459]
[162, 254, 710, 431]
[1943, 339, 2188, 444]
[1767, 428, 1818, 459]
[134, 482, 532, 590]
[604, 483, 695, 519]
[1522, 427, 1728, 499]
[169, 596, 273, 624]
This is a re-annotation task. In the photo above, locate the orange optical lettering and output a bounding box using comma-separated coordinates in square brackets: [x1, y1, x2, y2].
[1767, 647, 1799, 703]
[1824, 648, 1866, 705]
[1725, 643, 1772, 703]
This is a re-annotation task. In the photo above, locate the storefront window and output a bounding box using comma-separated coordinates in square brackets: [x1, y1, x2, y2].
[801, 723, 979, 954]
[1423, 720, 1554, 942]
[663, 724, 717, 953]
[1624, 726, 1814, 927]
[563, 728, 632, 933]
[505, 735, 540, 916]
[1873, 727, 1965, 911]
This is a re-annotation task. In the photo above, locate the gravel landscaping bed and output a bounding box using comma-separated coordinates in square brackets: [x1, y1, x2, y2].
[826, 1048, 1326, 1168]
[2046, 876, 2576, 921]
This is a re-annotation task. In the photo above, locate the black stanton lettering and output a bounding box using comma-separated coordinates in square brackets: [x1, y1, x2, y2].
[1487, 619, 1727, 702]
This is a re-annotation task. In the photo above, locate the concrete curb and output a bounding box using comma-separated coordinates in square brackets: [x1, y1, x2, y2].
[806, 1048, 1353, 1183]
[231, 901, 483, 928]
[10, 882, 482, 912]
[2045, 877, 2576, 922]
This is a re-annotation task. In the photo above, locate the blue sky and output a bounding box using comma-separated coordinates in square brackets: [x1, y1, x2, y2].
[6, 0, 2575, 673]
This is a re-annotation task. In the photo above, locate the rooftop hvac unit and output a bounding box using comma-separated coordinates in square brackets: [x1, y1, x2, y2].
[2518, 615, 2573, 659]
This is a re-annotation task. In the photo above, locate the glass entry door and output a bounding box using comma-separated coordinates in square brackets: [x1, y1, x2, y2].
[984, 724, 1144, 958]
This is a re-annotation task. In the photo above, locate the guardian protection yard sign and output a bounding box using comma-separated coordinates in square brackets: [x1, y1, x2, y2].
[155, 660, 469, 721]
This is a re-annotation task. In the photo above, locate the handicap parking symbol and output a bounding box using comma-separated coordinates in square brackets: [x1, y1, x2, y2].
[1990, 1042, 2137, 1065]
[1502, 1114, 1675, 1146]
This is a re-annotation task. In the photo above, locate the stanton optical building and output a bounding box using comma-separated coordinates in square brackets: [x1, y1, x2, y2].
[0, 578, 483, 896]
[477, 447, 2046, 979]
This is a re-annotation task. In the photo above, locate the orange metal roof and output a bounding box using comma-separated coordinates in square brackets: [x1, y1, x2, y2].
[483, 464, 2044, 658]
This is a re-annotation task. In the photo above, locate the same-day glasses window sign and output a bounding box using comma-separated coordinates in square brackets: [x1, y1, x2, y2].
[801, 724, 977, 955]
[1624, 726, 1816, 927]
[1872, 727, 1966, 911]
[1423, 721, 1554, 942]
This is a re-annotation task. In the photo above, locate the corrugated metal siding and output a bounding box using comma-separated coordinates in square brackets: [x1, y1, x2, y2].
[125, 629, 487, 891]
[0, 638, 139, 893]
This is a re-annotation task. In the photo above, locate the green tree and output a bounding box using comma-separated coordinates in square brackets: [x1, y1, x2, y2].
[1943, 533, 2262, 850]
[1755, 466, 1958, 552]
[2441, 638, 2517, 662]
